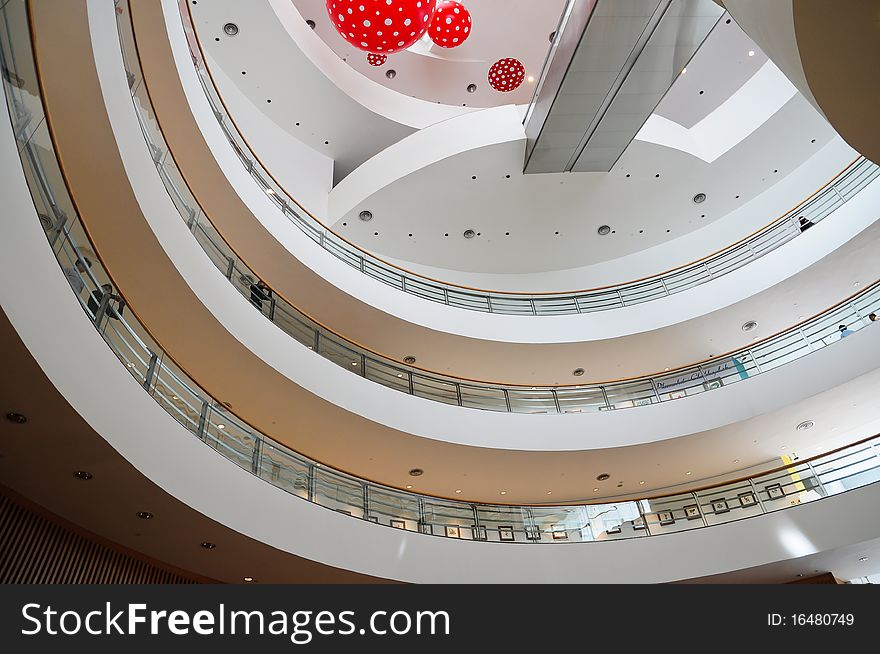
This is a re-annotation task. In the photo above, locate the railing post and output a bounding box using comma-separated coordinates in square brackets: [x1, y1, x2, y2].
[224, 256, 234, 280]
[600, 385, 611, 411]
[93, 291, 112, 330]
[805, 461, 829, 497]
[529, 298, 537, 316]
[746, 348, 763, 373]
[307, 464, 316, 503]
[797, 326, 815, 352]
[702, 261, 714, 279]
[749, 478, 769, 515]
[690, 492, 709, 528]
[455, 382, 463, 407]
[551, 389, 561, 414]
[251, 437, 262, 475]
[363, 484, 370, 521]
[659, 277, 670, 297]
[268, 297, 276, 322]
[650, 379, 662, 403]
[196, 400, 210, 441]
[615, 288, 625, 308]
[503, 388, 512, 412]
[442, 286, 449, 306]
[143, 352, 158, 391]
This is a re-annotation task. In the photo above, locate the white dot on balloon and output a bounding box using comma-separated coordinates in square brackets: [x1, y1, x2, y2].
[384, 18, 392, 25]
[363, 19, 370, 26]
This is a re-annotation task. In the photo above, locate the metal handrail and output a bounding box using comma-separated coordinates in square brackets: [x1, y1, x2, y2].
[110, 1, 880, 416]
[173, 0, 878, 316]
[6, 0, 880, 545]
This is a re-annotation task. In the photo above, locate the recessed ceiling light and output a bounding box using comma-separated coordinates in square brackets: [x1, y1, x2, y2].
[692, 192, 707, 204]
[200, 541, 216, 550]
[685, 471, 692, 476]
[680, 67, 687, 75]
[546, 491, 552, 495]
[455, 489, 462, 494]
[572, 368, 585, 376]
[136, 511, 154, 520]
[664, 367, 669, 371]
[5, 411, 27, 424]
[796, 420, 815, 431]
[223, 23, 239, 36]
[408, 468, 424, 477]
[742, 320, 758, 332]
[748, 50, 755, 57]
[854, 281, 861, 287]
[243, 576, 254, 583]
[385, 69, 396, 79]
[527, 76, 535, 83]
[358, 210, 373, 221]
[597, 225, 611, 236]
[593, 488, 599, 492]
[405, 484, 413, 489]
[403, 356, 416, 365]
[466, 83, 477, 93]
[463, 229, 476, 239]
[73, 470, 93, 481]
[596, 473, 610, 481]
[781, 446, 787, 450]
[306, 19, 316, 29]
[500, 490, 507, 495]
[639, 480, 645, 485]
[859, 557, 868, 562]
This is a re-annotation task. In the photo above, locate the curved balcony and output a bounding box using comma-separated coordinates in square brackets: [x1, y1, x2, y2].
[5, 2, 880, 552]
[169, 0, 878, 317]
[71, 2, 875, 417]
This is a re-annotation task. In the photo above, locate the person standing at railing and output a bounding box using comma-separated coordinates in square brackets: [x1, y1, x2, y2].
[798, 216, 815, 232]
[87, 283, 126, 321]
[838, 324, 854, 339]
[249, 279, 272, 313]
[61, 256, 92, 295]
[869, 313, 878, 322]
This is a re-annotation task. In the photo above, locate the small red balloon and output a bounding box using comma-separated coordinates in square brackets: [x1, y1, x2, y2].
[325, 0, 436, 54]
[488, 58, 525, 93]
[367, 52, 387, 66]
[429, 1, 471, 49]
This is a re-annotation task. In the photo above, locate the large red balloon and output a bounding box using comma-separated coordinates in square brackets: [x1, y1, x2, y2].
[488, 58, 525, 93]
[326, 0, 436, 54]
[429, 1, 471, 49]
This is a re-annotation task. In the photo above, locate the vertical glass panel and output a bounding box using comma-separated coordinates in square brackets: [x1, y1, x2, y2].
[367, 486, 421, 530]
[313, 468, 364, 518]
[506, 389, 557, 414]
[459, 385, 508, 412]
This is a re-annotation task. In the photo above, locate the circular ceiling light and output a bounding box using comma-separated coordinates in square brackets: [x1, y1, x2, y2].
[5, 411, 27, 424]
[796, 420, 815, 431]
[572, 368, 585, 377]
[597, 225, 611, 236]
[693, 192, 707, 204]
[403, 356, 417, 365]
[73, 470, 93, 481]
[223, 23, 239, 36]
[596, 473, 610, 481]
[200, 541, 216, 550]
[136, 511, 154, 520]
[748, 50, 755, 57]
[306, 19, 316, 29]
[741, 320, 758, 332]
[463, 229, 476, 239]
[358, 210, 373, 222]
[385, 69, 396, 79]
[243, 576, 255, 583]
[408, 468, 424, 477]
[466, 83, 477, 93]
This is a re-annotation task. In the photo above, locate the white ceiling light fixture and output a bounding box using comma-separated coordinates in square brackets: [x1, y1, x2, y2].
[680, 67, 687, 75]
[358, 210, 373, 222]
[597, 225, 611, 236]
[692, 192, 707, 204]
[748, 50, 755, 57]
[223, 23, 239, 36]
[796, 420, 815, 431]
[742, 320, 758, 332]
[463, 229, 476, 239]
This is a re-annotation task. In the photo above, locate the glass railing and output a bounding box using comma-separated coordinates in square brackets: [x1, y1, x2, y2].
[172, 0, 878, 316]
[108, 0, 880, 416]
[6, 0, 880, 545]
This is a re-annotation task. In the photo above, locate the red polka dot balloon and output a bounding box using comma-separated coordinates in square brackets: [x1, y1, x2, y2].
[488, 58, 525, 93]
[367, 52, 387, 66]
[429, 1, 471, 49]
[325, 0, 437, 54]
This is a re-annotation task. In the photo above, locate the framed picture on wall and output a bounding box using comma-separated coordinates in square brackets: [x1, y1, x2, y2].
[766, 483, 785, 500]
[336, 509, 352, 516]
[657, 510, 675, 526]
[419, 522, 433, 535]
[445, 526, 461, 539]
[471, 525, 487, 541]
[525, 525, 541, 541]
[666, 390, 688, 400]
[390, 519, 406, 530]
[498, 525, 515, 541]
[711, 498, 730, 514]
[551, 527, 568, 540]
[632, 516, 646, 530]
[366, 516, 378, 523]
[738, 492, 757, 507]
[703, 378, 723, 391]
[633, 397, 653, 407]
[683, 504, 701, 520]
